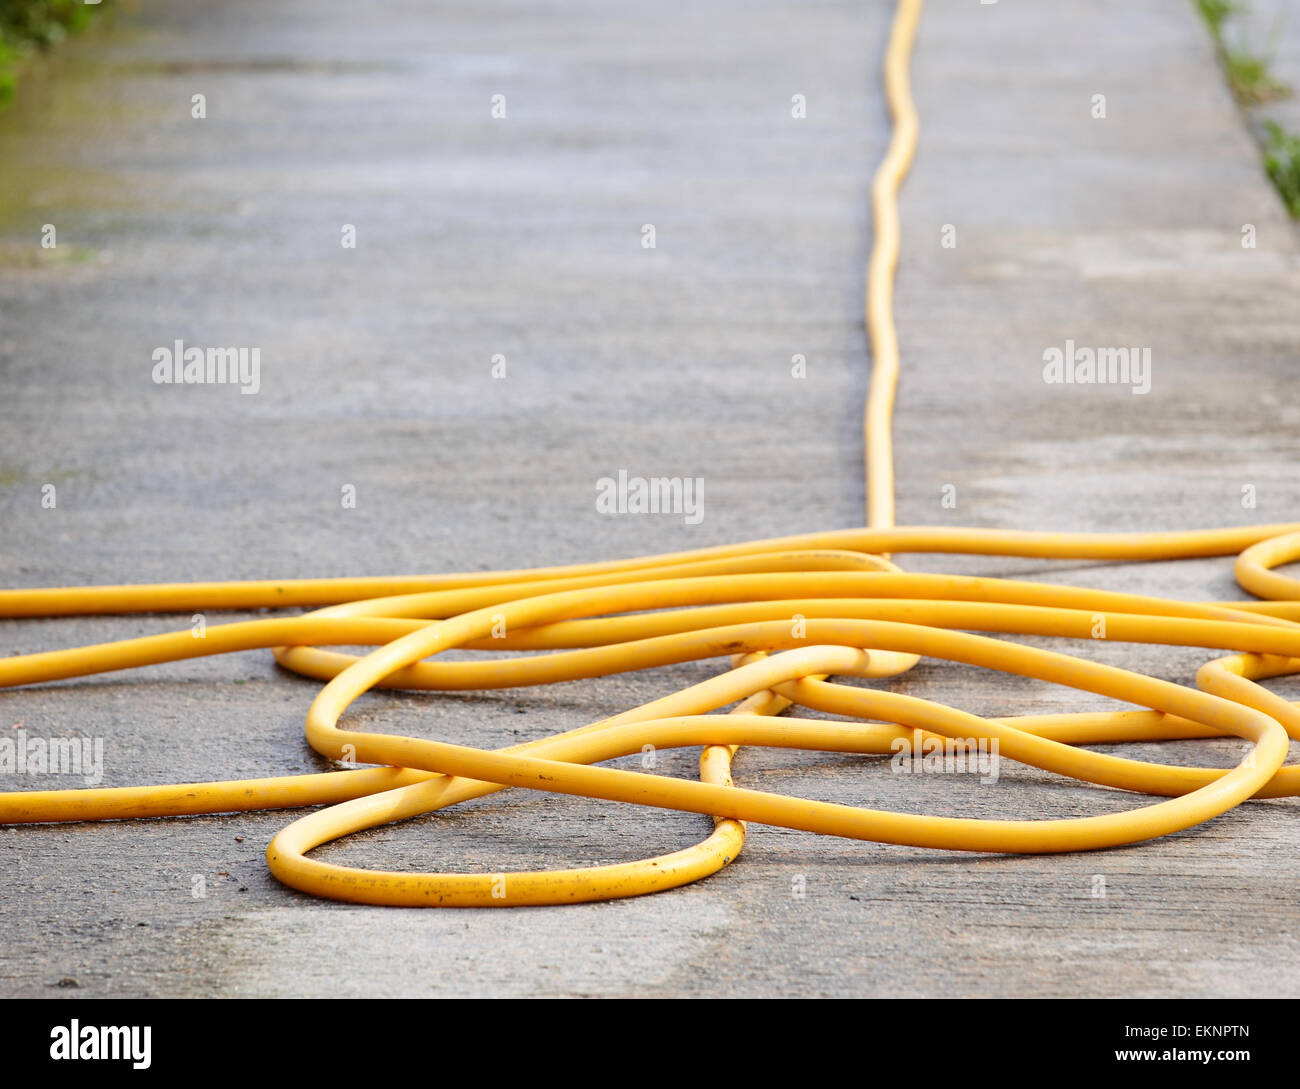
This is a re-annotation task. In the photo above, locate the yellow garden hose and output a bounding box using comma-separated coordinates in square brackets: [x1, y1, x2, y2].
[3, 0, 1300, 906]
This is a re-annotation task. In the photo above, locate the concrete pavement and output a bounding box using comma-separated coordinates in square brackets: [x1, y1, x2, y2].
[0, 0, 1298, 997]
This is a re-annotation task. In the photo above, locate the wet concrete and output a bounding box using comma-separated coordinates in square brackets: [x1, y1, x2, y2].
[0, 0, 1298, 997]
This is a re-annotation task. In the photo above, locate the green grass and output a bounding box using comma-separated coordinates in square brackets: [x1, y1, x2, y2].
[0, 0, 104, 103]
[1262, 120, 1300, 216]
[1195, 0, 1238, 37]
[1224, 47, 1291, 105]
[1194, 0, 1291, 105]
[1193, 1, 1300, 217]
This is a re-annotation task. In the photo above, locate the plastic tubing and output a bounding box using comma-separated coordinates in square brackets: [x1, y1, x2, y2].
[3, 0, 1300, 906]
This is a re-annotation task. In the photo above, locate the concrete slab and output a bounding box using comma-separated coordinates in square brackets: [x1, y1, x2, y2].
[0, 0, 1297, 997]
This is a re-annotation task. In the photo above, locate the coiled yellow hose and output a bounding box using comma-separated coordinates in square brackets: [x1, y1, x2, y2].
[4, 0, 1300, 906]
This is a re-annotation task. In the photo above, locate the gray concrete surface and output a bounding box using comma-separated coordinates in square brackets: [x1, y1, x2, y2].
[0, 0, 1298, 997]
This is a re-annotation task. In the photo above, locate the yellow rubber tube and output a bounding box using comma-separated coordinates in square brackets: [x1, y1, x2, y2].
[3, 0, 1300, 906]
